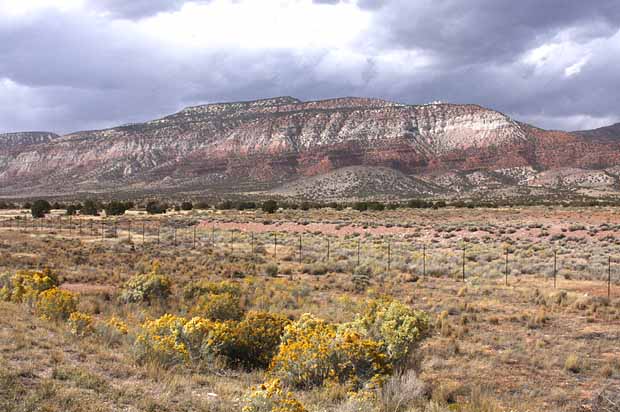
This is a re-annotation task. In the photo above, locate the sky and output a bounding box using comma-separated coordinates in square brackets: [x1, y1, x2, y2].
[1, 0, 619, 134]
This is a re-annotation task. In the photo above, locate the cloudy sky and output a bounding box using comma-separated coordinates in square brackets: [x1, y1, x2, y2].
[1, 0, 619, 134]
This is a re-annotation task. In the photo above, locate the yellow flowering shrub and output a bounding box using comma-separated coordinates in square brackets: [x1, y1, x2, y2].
[120, 262, 172, 304]
[243, 379, 307, 412]
[3, 269, 59, 304]
[68, 311, 95, 336]
[36, 288, 79, 321]
[342, 299, 430, 366]
[134, 314, 188, 366]
[180, 316, 233, 365]
[105, 316, 129, 335]
[269, 314, 391, 390]
[183, 279, 242, 301]
[0, 272, 11, 301]
[134, 311, 290, 370]
[227, 311, 290, 369]
[191, 292, 245, 321]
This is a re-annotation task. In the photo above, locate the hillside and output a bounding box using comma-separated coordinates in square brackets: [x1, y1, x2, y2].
[1, 97, 620, 200]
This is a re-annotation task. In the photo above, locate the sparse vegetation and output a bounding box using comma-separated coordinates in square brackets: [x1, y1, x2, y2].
[1, 205, 619, 411]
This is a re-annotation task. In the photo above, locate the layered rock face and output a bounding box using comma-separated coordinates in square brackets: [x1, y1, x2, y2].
[0, 97, 619, 198]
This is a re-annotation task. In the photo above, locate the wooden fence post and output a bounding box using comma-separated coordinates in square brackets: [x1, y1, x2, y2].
[462, 248, 465, 282]
[387, 239, 391, 272]
[505, 249, 509, 286]
[608, 255, 611, 300]
[327, 238, 330, 262]
[553, 250, 557, 289]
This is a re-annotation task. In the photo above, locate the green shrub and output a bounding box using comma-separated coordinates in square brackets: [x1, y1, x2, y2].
[191, 292, 245, 321]
[341, 299, 430, 367]
[119, 264, 172, 304]
[105, 201, 131, 216]
[181, 201, 193, 211]
[264, 264, 279, 277]
[30, 199, 51, 218]
[183, 280, 242, 301]
[301, 263, 328, 276]
[81, 199, 100, 216]
[146, 201, 167, 215]
[262, 200, 278, 214]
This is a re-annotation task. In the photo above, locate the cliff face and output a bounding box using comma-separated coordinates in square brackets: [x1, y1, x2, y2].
[0, 97, 619, 198]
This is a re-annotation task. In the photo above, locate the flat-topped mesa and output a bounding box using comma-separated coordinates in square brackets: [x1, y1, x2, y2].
[173, 96, 302, 117]
[1, 95, 619, 198]
[0, 132, 59, 150]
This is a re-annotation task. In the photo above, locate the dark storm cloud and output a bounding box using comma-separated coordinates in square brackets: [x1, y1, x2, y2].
[1, 0, 619, 134]
[363, 0, 620, 63]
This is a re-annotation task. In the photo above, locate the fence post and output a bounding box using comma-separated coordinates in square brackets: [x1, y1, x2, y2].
[608, 255, 611, 300]
[505, 249, 509, 286]
[157, 222, 160, 245]
[273, 232, 277, 260]
[101, 219, 105, 241]
[462, 248, 465, 282]
[357, 238, 360, 266]
[230, 230, 234, 254]
[327, 238, 330, 261]
[423, 244, 426, 277]
[553, 250, 557, 289]
[251, 232, 256, 275]
[251, 232, 255, 257]
[387, 239, 391, 272]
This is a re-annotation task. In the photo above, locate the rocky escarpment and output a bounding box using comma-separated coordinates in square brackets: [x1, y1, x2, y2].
[1, 97, 620, 199]
[0, 132, 59, 150]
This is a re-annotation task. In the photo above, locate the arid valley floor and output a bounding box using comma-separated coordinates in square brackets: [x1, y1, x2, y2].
[2, 206, 620, 412]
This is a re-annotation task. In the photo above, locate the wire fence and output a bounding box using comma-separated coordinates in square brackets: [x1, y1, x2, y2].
[0, 216, 617, 298]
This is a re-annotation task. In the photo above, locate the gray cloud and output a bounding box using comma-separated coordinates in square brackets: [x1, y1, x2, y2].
[89, 0, 194, 19]
[0, 0, 619, 134]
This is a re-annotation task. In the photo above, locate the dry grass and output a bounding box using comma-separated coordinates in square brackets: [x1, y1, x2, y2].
[2, 206, 620, 411]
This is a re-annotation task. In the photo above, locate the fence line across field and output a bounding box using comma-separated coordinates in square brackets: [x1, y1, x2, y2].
[1, 216, 617, 299]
